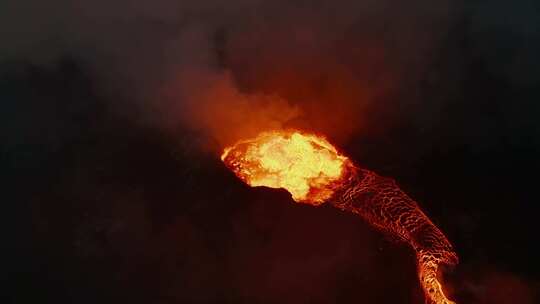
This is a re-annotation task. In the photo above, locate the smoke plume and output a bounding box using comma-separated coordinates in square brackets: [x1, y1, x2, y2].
[1, 0, 459, 149]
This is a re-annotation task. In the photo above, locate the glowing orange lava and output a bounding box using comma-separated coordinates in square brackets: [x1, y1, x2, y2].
[222, 130, 458, 304]
[221, 130, 349, 204]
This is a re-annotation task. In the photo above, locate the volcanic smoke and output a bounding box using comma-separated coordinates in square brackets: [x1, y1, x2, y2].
[221, 130, 458, 304]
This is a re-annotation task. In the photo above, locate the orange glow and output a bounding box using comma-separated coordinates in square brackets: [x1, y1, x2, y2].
[222, 130, 458, 304]
[419, 255, 457, 304]
[221, 130, 349, 204]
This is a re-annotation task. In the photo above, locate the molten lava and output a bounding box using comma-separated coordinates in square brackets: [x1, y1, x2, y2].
[222, 130, 458, 304]
[221, 131, 349, 204]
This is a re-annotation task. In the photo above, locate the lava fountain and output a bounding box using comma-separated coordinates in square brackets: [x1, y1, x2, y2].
[221, 130, 458, 304]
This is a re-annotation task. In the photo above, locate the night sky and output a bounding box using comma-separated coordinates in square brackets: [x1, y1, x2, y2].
[3, 1, 540, 303]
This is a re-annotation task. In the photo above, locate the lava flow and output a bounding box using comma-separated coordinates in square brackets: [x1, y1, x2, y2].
[221, 130, 458, 304]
